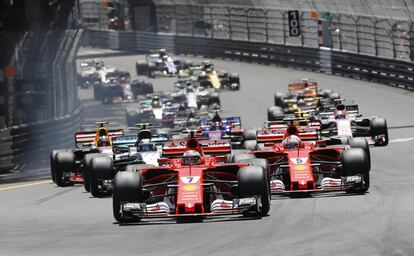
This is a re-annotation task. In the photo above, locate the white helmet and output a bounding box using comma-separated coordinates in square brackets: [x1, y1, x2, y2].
[282, 135, 301, 149]
[182, 150, 201, 165]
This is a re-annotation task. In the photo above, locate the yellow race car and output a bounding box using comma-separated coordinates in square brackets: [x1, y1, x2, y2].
[197, 61, 240, 90]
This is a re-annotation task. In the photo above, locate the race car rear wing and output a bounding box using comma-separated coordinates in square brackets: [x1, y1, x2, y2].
[201, 116, 242, 129]
[162, 139, 231, 157]
[257, 127, 319, 143]
[263, 119, 320, 129]
[75, 129, 123, 145]
[319, 104, 360, 115]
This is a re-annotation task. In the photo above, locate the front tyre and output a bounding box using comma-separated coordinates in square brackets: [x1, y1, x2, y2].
[113, 170, 143, 223]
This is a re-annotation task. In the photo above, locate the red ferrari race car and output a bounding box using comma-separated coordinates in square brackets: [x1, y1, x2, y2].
[247, 124, 371, 195]
[112, 136, 270, 223]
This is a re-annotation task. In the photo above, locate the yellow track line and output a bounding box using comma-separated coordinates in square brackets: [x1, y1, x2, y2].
[0, 180, 51, 191]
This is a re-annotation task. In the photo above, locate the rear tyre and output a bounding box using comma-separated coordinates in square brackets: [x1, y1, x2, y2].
[274, 92, 286, 107]
[229, 73, 240, 90]
[243, 140, 257, 150]
[136, 61, 148, 76]
[90, 156, 113, 197]
[348, 137, 371, 171]
[55, 151, 75, 187]
[83, 153, 101, 192]
[330, 92, 341, 100]
[232, 153, 256, 163]
[50, 150, 63, 183]
[267, 106, 284, 121]
[370, 117, 389, 146]
[113, 170, 143, 223]
[238, 166, 270, 216]
[243, 129, 257, 141]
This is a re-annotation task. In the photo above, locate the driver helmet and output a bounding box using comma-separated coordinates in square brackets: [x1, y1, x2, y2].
[335, 111, 346, 119]
[282, 135, 301, 149]
[182, 150, 201, 165]
[205, 68, 213, 74]
[97, 136, 110, 147]
[138, 143, 155, 152]
[187, 117, 198, 128]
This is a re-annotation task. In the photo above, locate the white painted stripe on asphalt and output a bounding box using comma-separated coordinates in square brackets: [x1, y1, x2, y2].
[0, 180, 51, 191]
[390, 137, 414, 143]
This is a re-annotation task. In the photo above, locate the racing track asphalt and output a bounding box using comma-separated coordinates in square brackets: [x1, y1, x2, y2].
[1, 51, 414, 256]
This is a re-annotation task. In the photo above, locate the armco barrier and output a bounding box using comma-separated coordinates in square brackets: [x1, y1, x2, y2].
[0, 105, 84, 173]
[83, 29, 414, 90]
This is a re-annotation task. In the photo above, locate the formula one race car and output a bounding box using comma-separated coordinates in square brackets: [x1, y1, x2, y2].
[246, 124, 371, 195]
[319, 101, 389, 146]
[78, 59, 103, 89]
[125, 95, 169, 127]
[50, 122, 124, 192]
[112, 136, 270, 223]
[112, 124, 168, 166]
[196, 61, 240, 91]
[136, 49, 193, 78]
[173, 79, 221, 110]
[94, 70, 154, 103]
[268, 79, 340, 120]
[198, 112, 244, 148]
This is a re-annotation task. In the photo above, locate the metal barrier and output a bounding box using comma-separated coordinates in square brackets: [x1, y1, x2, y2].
[83, 29, 414, 90]
[153, 4, 413, 61]
[0, 104, 85, 173]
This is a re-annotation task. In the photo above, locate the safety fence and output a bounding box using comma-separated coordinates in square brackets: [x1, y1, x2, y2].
[82, 29, 414, 90]
[154, 4, 413, 61]
[0, 104, 85, 173]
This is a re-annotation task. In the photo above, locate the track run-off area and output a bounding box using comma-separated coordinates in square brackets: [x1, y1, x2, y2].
[1, 50, 414, 256]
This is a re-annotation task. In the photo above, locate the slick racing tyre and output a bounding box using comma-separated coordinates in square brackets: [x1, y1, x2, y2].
[113, 170, 143, 223]
[243, 129, 257, 141]
[267, 106, 284, 121]
[90, 156, 113, 197]
[370, 117, 389, 146]
[274, 92, 286, 107]
[50, 149, 64, 183]
[83, 153, 101, 193]
[232, 153, 256, 163]
[342, 148, 370, 193]
[348, 137, 371, 171]
[55, 151, 75, 187]
[229, 73, 240, 90]
[243, 140, 258, 150]
[136, 61, 148, 76]
[238, 166, 270, 216]
[329, 92, 341, 100]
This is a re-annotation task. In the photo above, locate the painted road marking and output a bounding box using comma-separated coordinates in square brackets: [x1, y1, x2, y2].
[390, 137, 414, 143]
[0, 180, 51, 191]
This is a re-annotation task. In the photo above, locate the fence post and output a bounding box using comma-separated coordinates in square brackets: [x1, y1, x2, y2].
[264, 10, 269, 43]
[392, 23, 397, 59]
[374, 19, 378, 57]
[282, 11, 286, 45]
[246, 8, 250, 41]
[356, 17, 360, 53]
[300, 12, 305, 46]
[209, 6, 214, 38]
[228, 7, 233, 40]
[410, 22, 414, 61]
